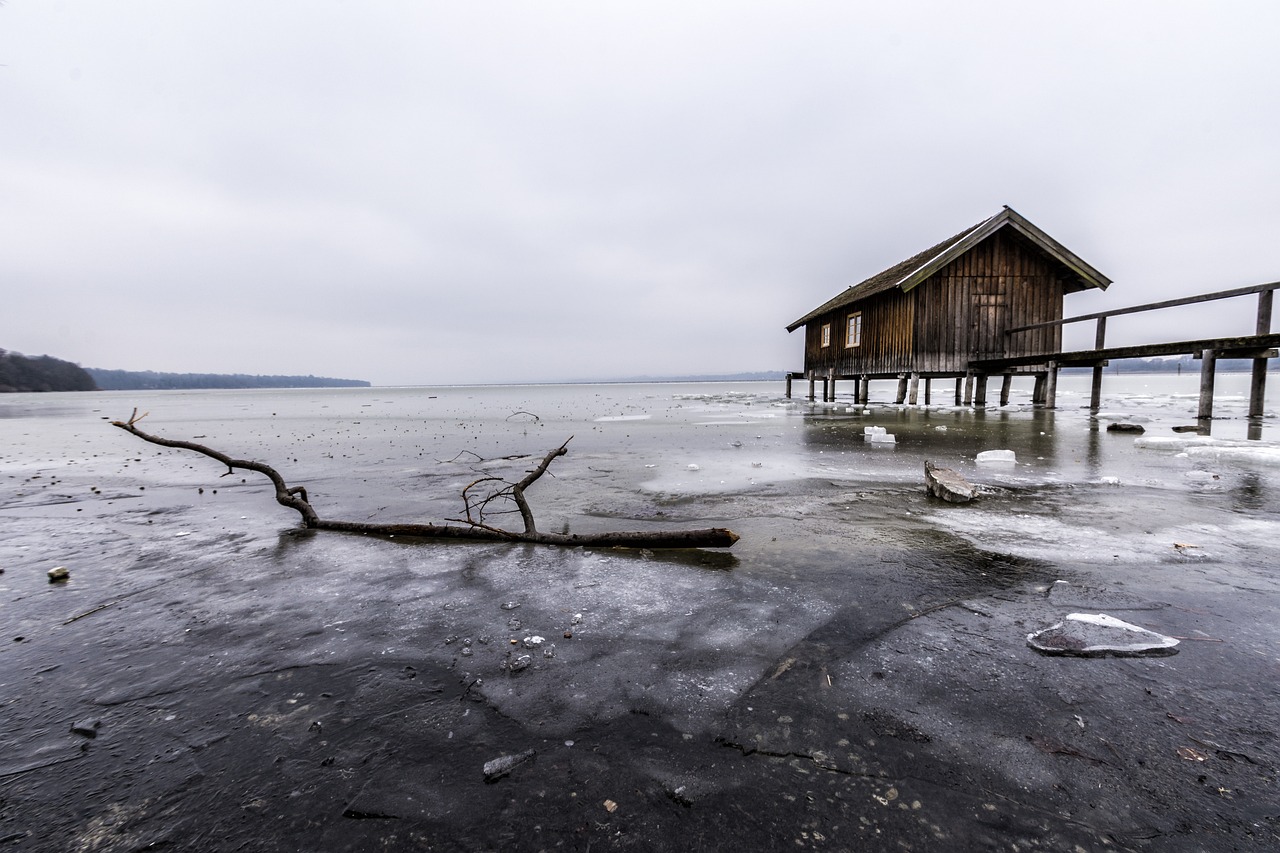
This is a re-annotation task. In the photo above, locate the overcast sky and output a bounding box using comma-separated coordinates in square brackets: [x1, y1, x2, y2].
[3, 2, 1278, 386]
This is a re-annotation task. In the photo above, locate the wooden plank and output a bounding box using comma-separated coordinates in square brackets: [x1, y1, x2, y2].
[972, 333, 1280, 370]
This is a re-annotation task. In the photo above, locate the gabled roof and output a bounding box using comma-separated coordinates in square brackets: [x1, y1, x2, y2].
[786, 206, 1111, 332]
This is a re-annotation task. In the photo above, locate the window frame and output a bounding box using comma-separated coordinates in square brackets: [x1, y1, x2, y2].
[819, 323, 831, 348]
[845, 312, 862, 348]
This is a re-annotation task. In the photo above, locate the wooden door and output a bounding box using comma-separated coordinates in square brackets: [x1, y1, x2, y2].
[971, 294, 1007, 359]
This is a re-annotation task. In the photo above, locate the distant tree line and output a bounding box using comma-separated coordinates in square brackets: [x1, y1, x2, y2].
[85, 368, 371, 390]
[0, 349, 97, 392]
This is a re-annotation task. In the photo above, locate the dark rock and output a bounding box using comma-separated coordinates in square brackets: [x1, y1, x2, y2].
[71, 719, 101, 738]
[1106, 423, 1146, 434]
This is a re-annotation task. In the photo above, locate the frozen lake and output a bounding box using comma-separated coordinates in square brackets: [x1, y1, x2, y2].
[2, 374, 1278, 849]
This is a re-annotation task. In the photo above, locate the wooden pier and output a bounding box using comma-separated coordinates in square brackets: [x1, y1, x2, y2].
[788, 280, 1278, 433]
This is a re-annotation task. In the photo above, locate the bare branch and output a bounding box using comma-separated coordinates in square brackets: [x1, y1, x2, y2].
[112, 419, 739, 549]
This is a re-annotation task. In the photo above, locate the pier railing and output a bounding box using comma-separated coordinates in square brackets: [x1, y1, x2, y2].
[1002, 280, 1278, 420]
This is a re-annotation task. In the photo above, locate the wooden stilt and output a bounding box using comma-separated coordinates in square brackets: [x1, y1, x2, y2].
[908, 373, 920, 406]
[954, 377, 963, 406]
[1198, 349, 1217, 420]
[1032, 373, 1046, 405]
[1087, 316, 1107, 411]
[821, 375, 830, 403]
[807, 375, 815, 401]
[1090, 364, 1105, 411]
[858, 377, 869, 405]
[974, 374, 988, 406]
[1044, 362, 1058, 409]
[895, 375, 908, 405]
[999, 374, 1012, 406]
[785, 374, 792, 399]
[963, 374, 974, 406]
[1249, 358, 1269, 420]
[924, 377, 932, 405]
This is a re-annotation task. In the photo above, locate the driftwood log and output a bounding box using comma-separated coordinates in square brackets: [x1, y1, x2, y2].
[111, 411, 739, 549]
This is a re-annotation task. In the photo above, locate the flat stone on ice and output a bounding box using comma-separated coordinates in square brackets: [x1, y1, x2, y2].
[924, 461, 976, 504]
[1027, 613, 1180, 657]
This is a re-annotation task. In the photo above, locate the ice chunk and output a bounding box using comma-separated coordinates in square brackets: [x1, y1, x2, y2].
[1027, 613, 1179, 657]
[867, 433, 896, 445]
[975, 449, 1016, 465]
[863, 426, 886, 436]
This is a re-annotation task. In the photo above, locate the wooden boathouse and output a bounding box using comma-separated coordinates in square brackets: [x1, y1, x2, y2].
[786, 206, 1111, 407]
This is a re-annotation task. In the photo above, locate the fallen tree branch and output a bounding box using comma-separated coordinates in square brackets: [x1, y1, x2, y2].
[110, 412, 739, 549]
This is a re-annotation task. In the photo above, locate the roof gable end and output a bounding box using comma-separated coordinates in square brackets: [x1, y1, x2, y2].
[786, 207, 1111, 332]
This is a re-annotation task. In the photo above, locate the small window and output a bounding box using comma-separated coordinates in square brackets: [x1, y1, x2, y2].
[820, 323, 831, 347]
[845, 312, 862, 348]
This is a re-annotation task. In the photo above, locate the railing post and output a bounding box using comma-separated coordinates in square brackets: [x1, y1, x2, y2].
[1090, 316, 1107, 412]
[1249, 290, 1274, 421]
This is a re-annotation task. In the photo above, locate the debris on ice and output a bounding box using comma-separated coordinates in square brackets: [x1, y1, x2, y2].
[1027, 613, 1179, 657]
[924, 462, 976, 503]
[975, 449, 1016, 465]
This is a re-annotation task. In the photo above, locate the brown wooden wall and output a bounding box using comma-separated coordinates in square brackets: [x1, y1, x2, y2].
[801, 230, 1069, 377]
[802, 289, 914, 375]
[911, 230, 1065, 373]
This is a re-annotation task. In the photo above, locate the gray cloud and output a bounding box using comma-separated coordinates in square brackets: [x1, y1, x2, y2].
[3, 1, 1278, 384]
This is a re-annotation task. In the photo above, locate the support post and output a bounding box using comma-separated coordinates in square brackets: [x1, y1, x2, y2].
[1089, 316, 1107, 411]
[807, 374, 815, 401]
[1198, 349, 1217, 421]
[1044, 362, 1058, 409]
[829, 375, 837, 402]
[785, 374, 792, 399]
[924, 377, 932, 406]
[908, 373, 920, 406]
[1249, 290, 1273, 422]
[999, 374, 1012, 406]
[974, 374, 988, 407]
[821, 375, 830, 403]
[954, 377, 963, 406]
[895, 375, 908, 405]
[858, 377, 869, 405]
[963, 373, 974, 406]
[1032, 373, 1046, 405]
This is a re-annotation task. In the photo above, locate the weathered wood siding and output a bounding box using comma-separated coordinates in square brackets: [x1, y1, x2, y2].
[801, 230, 1068, 376]
[911, 230, 1064, 373]
[802, 289, 914, 375]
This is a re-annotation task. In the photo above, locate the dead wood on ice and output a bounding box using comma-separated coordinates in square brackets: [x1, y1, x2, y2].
[110, 410, 739, 549]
